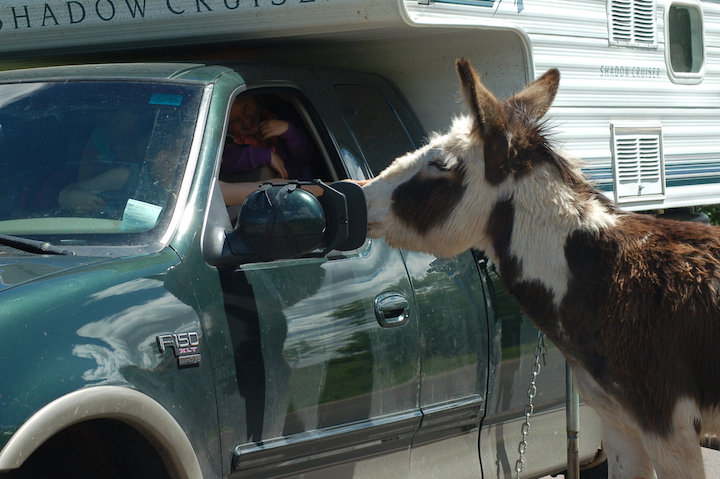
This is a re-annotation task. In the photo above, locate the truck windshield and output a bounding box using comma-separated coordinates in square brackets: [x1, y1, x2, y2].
[0, 80, 203, 250]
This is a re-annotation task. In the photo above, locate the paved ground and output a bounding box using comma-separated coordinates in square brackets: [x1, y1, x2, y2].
[540, 447, 720, 478]
[703, 447, 720, 477]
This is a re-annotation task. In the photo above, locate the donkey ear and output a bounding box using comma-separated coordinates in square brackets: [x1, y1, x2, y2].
[455, 58, 505, 140]
[509, 69, 560, 121]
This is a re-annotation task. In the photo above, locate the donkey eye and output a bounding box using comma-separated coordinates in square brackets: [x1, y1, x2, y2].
[428, 159, 450, 171]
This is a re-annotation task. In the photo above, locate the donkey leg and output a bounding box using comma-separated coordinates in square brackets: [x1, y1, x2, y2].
[641, 432, 704, 479]
[640, 399, 705, 479]
[572, 368, 654, 478]
[603, 422, 655, 479]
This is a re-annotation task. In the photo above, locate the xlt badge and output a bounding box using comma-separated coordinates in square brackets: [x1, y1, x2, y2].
[156, 332, 201, 367]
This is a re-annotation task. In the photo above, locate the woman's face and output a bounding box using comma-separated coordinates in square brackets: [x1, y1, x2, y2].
[228, 97, 261, 137]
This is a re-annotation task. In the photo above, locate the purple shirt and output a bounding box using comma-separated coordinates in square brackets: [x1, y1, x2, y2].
[222, 122, 315, 180]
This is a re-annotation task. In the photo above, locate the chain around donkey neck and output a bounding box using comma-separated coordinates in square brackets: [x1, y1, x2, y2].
[515, 330, 547, 479]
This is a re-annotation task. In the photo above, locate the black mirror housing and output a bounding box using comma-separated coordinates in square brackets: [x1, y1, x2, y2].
[232, 183, 325, 261]
[223, 180, 367, 264]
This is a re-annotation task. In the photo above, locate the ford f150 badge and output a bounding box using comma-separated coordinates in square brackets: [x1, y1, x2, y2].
[156, 332, 201, 367]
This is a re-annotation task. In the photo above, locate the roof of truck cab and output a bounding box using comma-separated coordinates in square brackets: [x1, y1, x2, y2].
[0, 63, 237, 83]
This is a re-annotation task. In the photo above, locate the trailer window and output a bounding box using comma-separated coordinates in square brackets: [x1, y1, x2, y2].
[665, 0, 705, 84]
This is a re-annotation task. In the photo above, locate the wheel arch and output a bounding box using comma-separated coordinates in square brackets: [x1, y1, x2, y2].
[0, 385, 203, 479]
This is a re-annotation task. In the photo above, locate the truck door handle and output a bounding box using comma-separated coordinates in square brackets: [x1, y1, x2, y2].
[374, 292, 410, 328]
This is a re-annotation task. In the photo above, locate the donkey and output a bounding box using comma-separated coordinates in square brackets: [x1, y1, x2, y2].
[361, 58, 720, 479]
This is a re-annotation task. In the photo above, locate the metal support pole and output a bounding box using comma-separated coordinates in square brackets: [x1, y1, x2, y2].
[566, 361, 580, 479]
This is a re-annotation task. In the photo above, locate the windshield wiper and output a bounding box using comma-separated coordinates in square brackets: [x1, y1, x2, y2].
[0, 234, 76, 256]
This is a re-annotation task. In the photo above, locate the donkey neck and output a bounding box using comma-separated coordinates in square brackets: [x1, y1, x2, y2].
[489, 162, 617, 309]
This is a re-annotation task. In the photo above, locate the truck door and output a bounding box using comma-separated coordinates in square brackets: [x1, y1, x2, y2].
[319, 70, 490, 478]
[215, 72, 422, 479]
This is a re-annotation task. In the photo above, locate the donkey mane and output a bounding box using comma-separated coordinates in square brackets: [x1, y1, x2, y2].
[502, 95, 605, 198]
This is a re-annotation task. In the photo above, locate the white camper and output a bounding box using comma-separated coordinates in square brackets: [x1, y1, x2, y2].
[1, 0, 716, 213]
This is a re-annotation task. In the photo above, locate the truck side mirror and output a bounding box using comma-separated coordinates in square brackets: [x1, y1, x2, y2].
[318, 180, 367, 252]
[220, 180, 367, 264]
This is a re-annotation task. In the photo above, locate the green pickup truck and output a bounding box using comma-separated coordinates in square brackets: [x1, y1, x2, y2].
[0, 62, 604, 479]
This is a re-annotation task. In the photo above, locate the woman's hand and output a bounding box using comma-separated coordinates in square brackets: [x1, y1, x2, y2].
[259, 120, 289, 139]
[269, 152, 288, 179]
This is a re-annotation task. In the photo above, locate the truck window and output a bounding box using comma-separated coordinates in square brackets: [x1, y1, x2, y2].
[220, 91, 335, 186]
[0, 81, 203, 247]
[333, 84, 416, 176]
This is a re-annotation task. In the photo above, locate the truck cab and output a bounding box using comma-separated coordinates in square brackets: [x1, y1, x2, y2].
[0, 61, 603, 479]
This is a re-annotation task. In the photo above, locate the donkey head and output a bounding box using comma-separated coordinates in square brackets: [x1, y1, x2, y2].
[362, 59, 562, 258]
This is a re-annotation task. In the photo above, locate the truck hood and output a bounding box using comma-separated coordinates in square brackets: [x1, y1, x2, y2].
[0, 254, 109, 293]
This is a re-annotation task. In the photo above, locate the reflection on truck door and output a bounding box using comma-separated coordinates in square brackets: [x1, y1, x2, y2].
[216, 86, 423, 478]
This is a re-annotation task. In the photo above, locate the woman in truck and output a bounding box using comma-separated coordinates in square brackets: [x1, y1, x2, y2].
[218, 93, 324, 209]
[221, 94, 315, 182]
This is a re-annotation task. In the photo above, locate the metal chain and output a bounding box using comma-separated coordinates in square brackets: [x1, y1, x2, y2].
[515, 330, 547, 479]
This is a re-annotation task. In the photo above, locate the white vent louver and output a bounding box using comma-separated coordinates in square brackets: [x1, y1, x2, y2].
[611, 126, 665, 203]
[608, 0, 658, 48]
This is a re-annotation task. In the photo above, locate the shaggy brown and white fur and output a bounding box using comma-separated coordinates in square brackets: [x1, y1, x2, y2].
[362, 59, 720, 479]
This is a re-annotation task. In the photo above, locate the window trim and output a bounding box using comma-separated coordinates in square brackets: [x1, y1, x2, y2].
[664, 0, 706, 85]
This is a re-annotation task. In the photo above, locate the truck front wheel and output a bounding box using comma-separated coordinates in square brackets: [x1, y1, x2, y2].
[0, 419, 171, 479]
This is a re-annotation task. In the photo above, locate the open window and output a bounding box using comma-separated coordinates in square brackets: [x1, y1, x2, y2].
[220, 90, 339, 186]
[218, 89, 345, 223]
